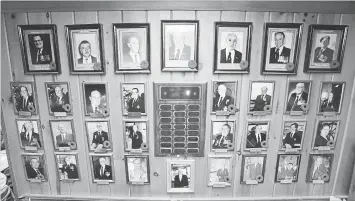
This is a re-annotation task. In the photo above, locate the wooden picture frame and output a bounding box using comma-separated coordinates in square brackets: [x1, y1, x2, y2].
[22, 153, 48, 182]
[275, 154, 301, 183]
[49, 119, 77, 151]
[15, 119, 43, 151]
[211, 80, 238, 115]
[123, 119, 149, 152]
[45, 82, 73, 116]
[279, 120, 307, 151]
[317, 81, 345, 115]
[207, 154, 233, 187]
[244, 120, 270, 151]
[121, 82, 147, 116]
[167, 159, 195, 193]
[10, 82, 39, 115]
[248, 81, 275, 115]
[211, 120, 236, 152]
[306, 154, 333, 183]
[312, 120, 340, 150]
[55, 153, 80, 181]
[124, 155, 150, 184]
[85, 120, 112, 152]
[284, 80, 312, 115]
[82, 82, 110, 117]
[89, 154, 115, 183]
[240, 154, 267, 184]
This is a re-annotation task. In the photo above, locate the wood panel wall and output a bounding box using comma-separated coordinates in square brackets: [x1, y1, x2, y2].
[1, 5, 355, 200]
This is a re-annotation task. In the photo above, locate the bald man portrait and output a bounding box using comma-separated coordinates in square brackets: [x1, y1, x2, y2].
[86, 89, 107, 114]
[26, 158, 45, 180]
[123, 35, 143, 65]
[55, 124, 74, 147]
[314, 35, 334, 63]
[220, 33, 242, 64]
[269, 32, 291, 64]
[212, 84, 234, 112]
[169, 32, 191, 60]
[252, 86, 271, 111]
[286, 83, 309, 112]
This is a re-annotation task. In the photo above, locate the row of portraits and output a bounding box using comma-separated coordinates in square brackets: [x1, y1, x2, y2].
[22, 153, 334, 189]
[16, 118, 339, 152]
[18, 22, 348, 75]
[10, 80, 345, 116]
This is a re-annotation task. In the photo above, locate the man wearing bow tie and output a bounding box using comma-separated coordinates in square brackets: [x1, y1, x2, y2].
[94, 157, 112, 180]
[26, 158, 45, 180]
[91, 123, 109, 149]
[286, 83, 309, 112]
[220, 33, 242, 64]
[129, 125, 143, 149]
[60, 156, 79, 179]
[314, 36, 334, 63]
[253, 86, 271, 111]
[269, 32, 291, 64]
[213, 84, 234, 112]
[283, 123, 303, 148]
[20, 121, 41, 148]
[30, 34, 52, 65]
[128, 88, 145, 113]
[55, 124, 74, 147]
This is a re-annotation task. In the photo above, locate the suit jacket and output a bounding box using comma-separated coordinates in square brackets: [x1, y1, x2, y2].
[77, 56, 97, 64]
[220, 49, 242, 63]
[26, 166, 44, 179]
[169, 45, 191, 60]
[213, 94, 234, 112]
[50, 94, 70, 113]
[61, 163, 79, 179]
[269, 46, 291, 64]
[129, 131, 143, 149]
[16, 95, 35, 112]
[122, 52, 143, 65]
[253, 94, 271, 111]
[20, 131, 41, 148]
[278, 167, 296, 180]
[246, 163, 262, 180]
[30, 47, 52, 64]
[92, 130, 108, 145]
[314, 135, 328, 147]
[128, 96, 145, 113]
[56, 133, 74, 147]
[310, 164, 327, 180]
[283, 131, 302, 148]
[314, 47, 334, 63]
[174, 174, 189, 188]
[320, 98, 339, 112]
[247, 132, 267, 148]
[286, 92, 309, 111]
[212, 133, 233, 149]
[86, 104, 107, 114]
[94, 165, 112, 180]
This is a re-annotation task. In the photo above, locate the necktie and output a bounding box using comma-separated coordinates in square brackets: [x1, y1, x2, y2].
[175, 49, 180, 60]
[227, 52, 232, 63]
[62, 134, 66, 142]
[95, 107, 98, 113]
[85, 58, 88, 64]
[275, 48, 279, 60]
[291, 96, 299, 110]
[218, 97, 223, 107]
[134, 54, 138, 63]
[219, 136, 224, 146]
[291, 132, 294, 138]
[100, 167, 104, 176]
[257, 134, 261, 144]
[36, 50, 40, 63]
[26, 132, 29, 140]
[23, 98, 27, 109]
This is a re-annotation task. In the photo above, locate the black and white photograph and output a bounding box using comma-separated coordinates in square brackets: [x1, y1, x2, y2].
[285, 81, 311, 113]
[245, 121, 270, 150]
[124, 120, 148, 151]
[248, 81, 274, 113]
[83, 82, 109, 116]
[167, 159, 195, 193]
[211, 120, 235, 151]
[10, 82, 38, 115]
[22, 154, 47, 181]
[208, 155, 232, 186]
[262, 23, 303, 74]
[280, 121, 306, 150]
[65, 24, 105, 74]
[306, 154, 333, 183]
[45, 82, 72, 114]
[304, 25, 348, 73]
[162, 20, 199, 71]
[213, 22, 252, 73]
[18, 25, 61, 74]
[241, 155, 266, 184]
[113, 23, 150, 73]
[121, 83, 146, 115]
[49, 120, 76, 150]
[56, 154, 80, 181]
[318, 82, 345, 114]
[312, 120, 340, 149]
[275, 154, 301, 182]
[124, 155, 150, 184]
[90, 155, 114, 182]
[212, 81, 237, 113]
[85, 121, 111, 151]
[16, 119, 42, 149]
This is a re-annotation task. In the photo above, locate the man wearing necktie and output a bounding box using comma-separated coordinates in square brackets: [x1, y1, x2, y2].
[128, 88, 145, 113]
[220, 33, 242, 64]
[20, 121, 41, 148]
[286, 83, 309, 111]
[16, 86, 35, 112]
[310, 157, 328, 180]
[26, 158, 45, 180]
[269, 32, 291, 64]
[314, 36, 334, 63]
[123, 36, 144, 66]
[129, 125, 143, 149]
[55, 124, 74, 148]
[91, 123, 109, 149]
[50, 85, 70, 113]
[245, 157, 262, 180]
[86, 89, 107, 114]
[253, 86, 272, 111]
[77, 40, 97, 65]
[30, 34, 52, 65]
[60, 156, 79, 179]
[169, 32, 191, 60]
[212, 84, 234, 112]
[173, 167, 189, 188]
[283, 123, 303, 148]
[212, 124, 233, 149]
[94, 157, 112, 180]
[247, 125, 267, 148]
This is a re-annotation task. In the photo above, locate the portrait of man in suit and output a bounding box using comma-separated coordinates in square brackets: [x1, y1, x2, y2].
[29, 34, 52, 65]
[314, 122, 337, 148]
[19, 121, 41, 148]
[25, 157, 45, 180]
[277, 162, 297, 181]
[243, 157, 263, 181]
[309, 156, 329, 181]
[169, 31, 191, 61]
[246, 124, 267, 149]
[173, 167, 189, 188]
[220, 33, 242, 64]
[282, 122, 303, 149]
[212, 83, 235, 112]
[58, 156, 79, 180]
[55, 123, 74, 148]
[84, 84, 108, 115]
[14, 85, 35, 113]
[122, 35, 143, 65]
[77, 40, 97, 64]
[127, 157, 148, 183]
[252, 86, 272, 111]
[269, 32, 291, 64]
[208, 157, 231, 185]
[91, 122, 109, 150]
[276, 155, 300, 182]
[314, 36, 334, 63]
[286, 82, 309, 112]
[127, 87, 145, 113]
[48, 85, 70, 113]
[319, 83, 344, 113]
[129, 125, 143, 149]
[93, 157, 112, 180]
[212, 123, 233, 149]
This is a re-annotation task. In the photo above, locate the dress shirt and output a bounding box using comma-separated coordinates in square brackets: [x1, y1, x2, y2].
[276, 46, 284, 56]
[225, 49, 236, 63]
[83, 56, 92, 64]
[26, 131, 32, 142]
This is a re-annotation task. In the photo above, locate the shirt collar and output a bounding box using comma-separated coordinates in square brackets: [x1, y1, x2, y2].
[276, 46, 284, 54]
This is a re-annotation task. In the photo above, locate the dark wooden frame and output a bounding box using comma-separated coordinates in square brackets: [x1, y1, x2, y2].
[284, 80, 312, 115]
[82, 82, 110, 116]
[211, 80, 238, 114]
[244, 120, 270, 151]
[10, 82, 39, 115]
[306, 154, 334, 183]
[21, 153, 48, 182]
[120, 82, 147, 116]
[45, 82, 73, 116]
[207, 154, 233, 186]
[166, 159, 195, 193]
[311, 119, 340, 150]
[113, 23, 151, 74]
[65, 24, 105, 74]
[240, 154, 267, 184]
[89, 154, 115, 183]
[18, 24, 61, 74]
[279, 120, 307, 151]
[210, 119, 236, 152]
[261, 23, 303, 75]
[317, 81, 345, 115]
[55, 153, 81, 181]
[84, 120, 112, 152]
[304, 24, 348, 73]
[161, 20, 199, 72]
[15, 119, 43, 150]
[49, 119, 77, 151]
[123, 119, 149, 152]
[274, 154, 301, 183]
[247, 80, 275, 115]
[124, 155, 150, 184]
[213, 22, 252, 74]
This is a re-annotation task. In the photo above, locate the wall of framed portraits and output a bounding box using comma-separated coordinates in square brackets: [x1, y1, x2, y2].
[1, 1, 355, 201]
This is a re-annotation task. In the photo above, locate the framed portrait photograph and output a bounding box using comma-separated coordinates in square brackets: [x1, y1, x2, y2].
[161, 20, 199, 72]
[312, 120, 340, 150]
[18, 25, 61, 74]
[208, 155, 233, 187]
[49, 120, 76, 150]
[45, 82, 72, 115]
[214, 22, 252, 73]
[65, 24, 105, 74]
[16, 119, 42, 150]
[284, 81, 312, 114]
[124, 155, 150, 184]
[113, 23, 150, 73]
[275, 154, 301, 183]
[22, 153, 47, 182]
[83, 82, 109, 117]
[121, 83, 146, 116]
[241, 155, 266, 184]
[167, 159, 195, 193]
[306, 154, 333, 183]
[245, 121, 270, 151]
[10, 82, 38, 115]
[85, 120, 111, 152]
[123, 120, 148, 152]
[90, 154, 114, 183]
[55, 154, 80, 181]
[211, 81, 237, 114]
[280, 121, 306, 151]
[248, 81, 275, 114]
[211, 120, 235, 151]
[304, 25, 348, 73]
[261, 23, 303, 74]
[318, 82, 345, 115]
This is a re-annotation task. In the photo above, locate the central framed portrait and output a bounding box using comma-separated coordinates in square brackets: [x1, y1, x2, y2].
[16, 119, 42, 150]
[55, 153, 80, 181]
[121, 82, 146, 116]
[245, 121, 270, 151]
[280, 120, 306, 151]
[45, 82, 72, 115]
[306, 154, 333, 183]
[85, 120, 112, 152]
[275, 154, 301, 183]
[211, 120, 235, 151]
[49, 120, 76, 151]
[284, 81, 312, 114]
[90, 154, 114, 183]
[124, 155, 150, 184]
[211, 81, 237, 114]
[22, 153, 47, 182]
[248, 81, 275, 114]
[208, 155, 233, 186]
[317, 82, 345, 115]
[82, 82, 109, 117]
[123, 120, 148, 152]
[312, 120, 340, 150]
[167, 159, 195, 193]
[10, 82, 38, 115]
[241, 155, 267, 184]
